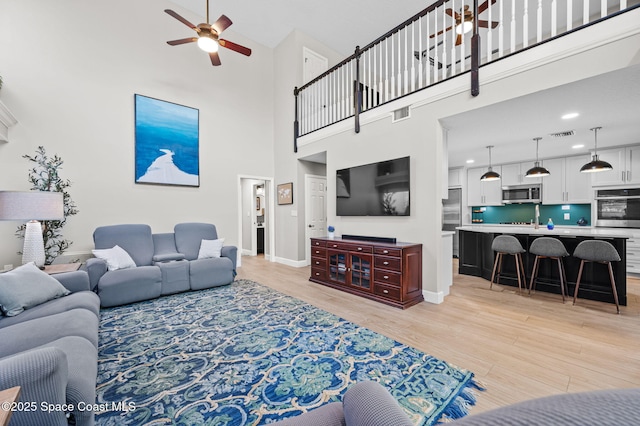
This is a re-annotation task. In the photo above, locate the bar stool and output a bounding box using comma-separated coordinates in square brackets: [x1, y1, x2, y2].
[490, 235, 526, 293]
[573, 240, 621, 314]
[528, 237, 569, 302]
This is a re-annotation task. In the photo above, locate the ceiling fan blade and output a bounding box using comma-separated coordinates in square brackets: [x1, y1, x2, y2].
[478, 0, 497, 14]
[219, 39, 252, 56]
[212, 14, 233, 34]
[428, 26, 454, 38]
[455, 34, 462, 46]
[445, 8, 458, 19]
[164, 9, 197, 30]
[209, 51, 222, 66]
[477, 19, 500, 29]
[166, 37, 198, 46]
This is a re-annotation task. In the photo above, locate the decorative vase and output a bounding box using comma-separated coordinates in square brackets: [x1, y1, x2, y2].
[547, 218, 554, 230]
[328, 231, 335, 239]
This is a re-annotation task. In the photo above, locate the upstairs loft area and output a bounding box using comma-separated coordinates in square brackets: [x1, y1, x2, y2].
[293, 0, 640, 144]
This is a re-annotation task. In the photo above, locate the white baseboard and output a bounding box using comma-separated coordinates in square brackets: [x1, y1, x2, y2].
[274, 257, 308, 268]
[422, 290, 444, 305]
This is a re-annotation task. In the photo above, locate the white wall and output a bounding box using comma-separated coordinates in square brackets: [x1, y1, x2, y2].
[0, 0, 275, 266]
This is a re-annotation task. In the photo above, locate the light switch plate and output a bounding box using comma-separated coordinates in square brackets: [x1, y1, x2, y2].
[564, 213, 570, 220]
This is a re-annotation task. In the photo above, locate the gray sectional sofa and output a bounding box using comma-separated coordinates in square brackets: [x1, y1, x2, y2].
[86, 223, 237, 307]
[0, 269, 100, 426]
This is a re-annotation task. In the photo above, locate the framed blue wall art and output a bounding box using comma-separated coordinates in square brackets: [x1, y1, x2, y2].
[134, 94, 200, 187]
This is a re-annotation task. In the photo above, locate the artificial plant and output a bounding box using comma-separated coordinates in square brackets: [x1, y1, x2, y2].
[16, 146, 79, 265]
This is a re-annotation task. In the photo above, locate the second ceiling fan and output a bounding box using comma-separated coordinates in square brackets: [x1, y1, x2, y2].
[430, 0, 499, 46]
[165, 1, 252, 66]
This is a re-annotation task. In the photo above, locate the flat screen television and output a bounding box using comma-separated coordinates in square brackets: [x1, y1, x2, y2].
[336, 156, 410, 216]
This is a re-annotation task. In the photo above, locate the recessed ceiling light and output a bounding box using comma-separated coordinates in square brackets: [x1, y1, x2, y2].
[562, 112, 579, 120]
[466, 159, 475, 164]
[572, 144, 585, 149]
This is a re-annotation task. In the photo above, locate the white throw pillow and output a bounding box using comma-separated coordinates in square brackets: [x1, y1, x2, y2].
[198, 238, 225, 259]
[92, 245, 137, 271]
[0, 262, 71, 316]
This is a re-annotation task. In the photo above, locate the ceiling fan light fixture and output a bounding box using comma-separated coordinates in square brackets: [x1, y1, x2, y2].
[455, 21, 473, 35]
[580, 127, 612, 173]
[197, 34, 218, 53]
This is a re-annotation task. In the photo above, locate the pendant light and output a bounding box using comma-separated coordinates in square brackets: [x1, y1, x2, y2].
[525, 137, 550, 177]
[580, 127, 613, 173]
[480, 145, 501, 181]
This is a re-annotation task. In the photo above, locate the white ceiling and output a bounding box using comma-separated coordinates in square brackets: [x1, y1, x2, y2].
[167, 0, 640, 168]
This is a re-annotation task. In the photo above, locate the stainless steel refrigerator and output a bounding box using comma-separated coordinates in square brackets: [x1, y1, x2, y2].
[443, 188, 462, 258]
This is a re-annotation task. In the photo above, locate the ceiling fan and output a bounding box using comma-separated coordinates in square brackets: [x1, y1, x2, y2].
[164, 1, 251, 66]
[430, 0, 499, 46]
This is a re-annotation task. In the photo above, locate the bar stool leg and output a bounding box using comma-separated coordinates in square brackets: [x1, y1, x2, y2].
[518, 253, 527, 293]
[607, 261, 620, 314]
[529, 255, 539, 295]
[490, 253, 500, 289]
[514, 253, 522, 294]
[573, 260, 585, 306]
[556, 257, 565, 303]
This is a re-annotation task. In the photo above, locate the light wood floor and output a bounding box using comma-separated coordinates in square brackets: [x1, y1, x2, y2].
[236, 255, 640, 415]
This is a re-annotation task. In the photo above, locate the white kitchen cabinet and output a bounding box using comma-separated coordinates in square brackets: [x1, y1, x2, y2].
[448, 167, 464, 188]
[591, 145, 640, 186]
[500, 162, 542, 186]
[542, 155, 591, 204]
[466, 166, 503, 206]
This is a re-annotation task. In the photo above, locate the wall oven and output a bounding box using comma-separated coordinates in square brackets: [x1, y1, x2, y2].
[595, 188, 640, 228]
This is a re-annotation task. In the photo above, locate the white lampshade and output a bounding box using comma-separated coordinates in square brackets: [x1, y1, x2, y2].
[0, 191, 64, 221]
[197, 35, 219, 53]
[0, 191, 64, 268]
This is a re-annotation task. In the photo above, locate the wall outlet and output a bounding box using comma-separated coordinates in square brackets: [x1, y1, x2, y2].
[564, 213, 570, 220]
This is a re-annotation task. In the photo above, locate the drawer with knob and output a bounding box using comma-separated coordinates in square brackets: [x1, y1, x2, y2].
[374, 247, 401, 257]
[311, 257, 327, 269]
[374, 270, 401, 286]
[374, 256, 401, 272]
[312, 239, 327, 247]
[312, 247, 327, 257]
[374, 283, 401, 301]
[311, 267, 326, 281]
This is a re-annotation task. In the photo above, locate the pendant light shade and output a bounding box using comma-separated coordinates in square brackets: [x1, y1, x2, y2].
[580, 127, 613, 173]
[525, 137, 550, 178]
[480, 145, 501, 181]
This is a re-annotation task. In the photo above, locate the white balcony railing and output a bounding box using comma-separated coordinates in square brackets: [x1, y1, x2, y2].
[293, 0, 639, 146]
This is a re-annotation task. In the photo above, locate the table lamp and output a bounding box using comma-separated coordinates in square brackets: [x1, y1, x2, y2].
[0, 191, 64, 268]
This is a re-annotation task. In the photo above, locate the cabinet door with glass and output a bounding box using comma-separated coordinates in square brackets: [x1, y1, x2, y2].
[327, 250, 372, 291]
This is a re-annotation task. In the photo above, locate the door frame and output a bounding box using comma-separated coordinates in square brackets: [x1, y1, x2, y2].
[305, 174, 328, 265]
[237, 175, 275, 265]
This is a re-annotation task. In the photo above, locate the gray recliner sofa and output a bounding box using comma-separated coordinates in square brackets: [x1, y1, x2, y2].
[0, 270, 100, 426]
[86, 223, 237, 307]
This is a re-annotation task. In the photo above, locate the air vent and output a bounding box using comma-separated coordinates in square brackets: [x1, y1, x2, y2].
[549, 130, 575, 138]
[392, 106, 410, 122]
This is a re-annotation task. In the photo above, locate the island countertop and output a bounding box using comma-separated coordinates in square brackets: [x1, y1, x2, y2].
[457, 224, 631, 239]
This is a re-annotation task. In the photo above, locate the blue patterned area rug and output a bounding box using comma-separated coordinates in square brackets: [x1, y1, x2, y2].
[96, 279, 482, 425]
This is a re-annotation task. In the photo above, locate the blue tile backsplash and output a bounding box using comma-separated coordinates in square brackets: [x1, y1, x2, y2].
[472, 204, 591, 226]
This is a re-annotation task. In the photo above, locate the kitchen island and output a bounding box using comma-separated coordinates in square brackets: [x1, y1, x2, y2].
[457, 225, 628, 305]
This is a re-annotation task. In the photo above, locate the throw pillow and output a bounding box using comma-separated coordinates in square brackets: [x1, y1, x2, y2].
[197, 238, 225, 259]
[0, 262, 71, 316]
[92, 245, 137, 271]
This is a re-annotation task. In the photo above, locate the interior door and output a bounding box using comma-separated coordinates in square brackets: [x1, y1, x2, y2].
[305, 175, 328, 264]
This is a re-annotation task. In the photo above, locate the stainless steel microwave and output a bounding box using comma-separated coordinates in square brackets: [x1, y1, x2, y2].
[502, 184, 541, 204]
[595, 188, 640, 228]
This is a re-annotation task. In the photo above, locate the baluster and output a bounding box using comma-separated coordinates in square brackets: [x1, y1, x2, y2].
[417, 16, 423, 89]
[582, 0, 589, 25]
[601, 0, 606, 18]
[566, 0, 572, 32]
[498, 0, 504, 57]
[452, 0, 458, 76]
[551, 0, 557, 37]
[523, 0, 529, 48]
[441, 4, 447, 81]
[536, 0, 542, 42]
[384, 38, 389, 103]
[621, 0, 627, 10]
[510, 0, 516, 52]
[397, 30, 402, 97]
[410, 21, 415, 92]
[368, 48, 373, 109]
[404, 25, 409, 95]
[487, 0, 494, 63]
[425, 12, 431, 86]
